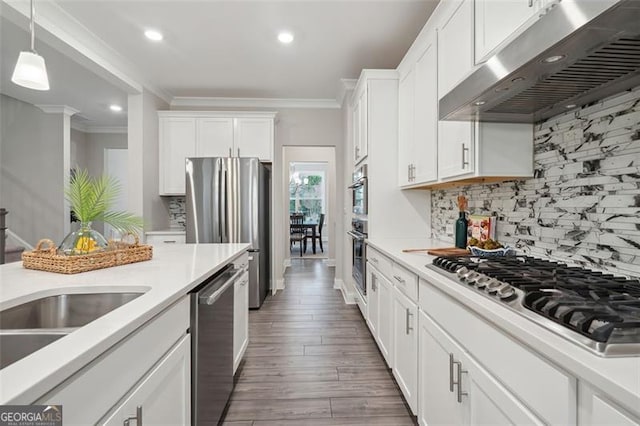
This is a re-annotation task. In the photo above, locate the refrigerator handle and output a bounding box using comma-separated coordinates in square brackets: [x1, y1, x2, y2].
[220, 164, 227, 242]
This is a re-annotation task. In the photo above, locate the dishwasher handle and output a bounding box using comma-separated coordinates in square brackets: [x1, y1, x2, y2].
[200, 268, 243, 305]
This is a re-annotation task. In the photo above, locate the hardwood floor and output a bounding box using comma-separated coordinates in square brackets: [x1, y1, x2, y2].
[222, 259, 416, 425]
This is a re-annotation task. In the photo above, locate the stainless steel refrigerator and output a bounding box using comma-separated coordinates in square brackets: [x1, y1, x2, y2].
[186, 157, 270, 308]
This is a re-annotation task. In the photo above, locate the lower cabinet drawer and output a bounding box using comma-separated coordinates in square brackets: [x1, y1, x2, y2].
[391, 263, 418, 302]
[367, 247, 393, 279]
[36, 297, 190, 425]
[145, 233, 186, 245]
[420, 280, 577, 425]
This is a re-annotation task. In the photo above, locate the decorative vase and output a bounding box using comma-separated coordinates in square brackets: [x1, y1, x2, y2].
[59, 222, 109, 255]
[455, 211, 468, 249]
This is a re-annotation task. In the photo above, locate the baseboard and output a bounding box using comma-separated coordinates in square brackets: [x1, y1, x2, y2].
[283, 258, 292, 269]
[334, 279, 356, 304]
[276, 278, 285, 291]
[323, 258, 336, 267]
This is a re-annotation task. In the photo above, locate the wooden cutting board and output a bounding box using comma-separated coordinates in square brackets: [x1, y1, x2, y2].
[402, 247, 469, 256]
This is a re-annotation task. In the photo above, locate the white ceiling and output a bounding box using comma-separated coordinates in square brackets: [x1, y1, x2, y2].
[1, 1, 438, 128]
[0, 15, 128, 128]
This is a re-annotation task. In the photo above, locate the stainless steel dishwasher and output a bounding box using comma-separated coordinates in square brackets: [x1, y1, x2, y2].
[191, 264, 243, 425]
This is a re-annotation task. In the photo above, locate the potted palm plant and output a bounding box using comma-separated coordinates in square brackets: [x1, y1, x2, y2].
[60, 169, 143, 255]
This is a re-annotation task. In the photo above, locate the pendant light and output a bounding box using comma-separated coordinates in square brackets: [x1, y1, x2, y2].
[11, 0, 49, 91]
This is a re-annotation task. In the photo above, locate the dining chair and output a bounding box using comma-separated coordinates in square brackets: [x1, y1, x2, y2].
[306, 213, 324, 253]
[290, 214, 306, 256]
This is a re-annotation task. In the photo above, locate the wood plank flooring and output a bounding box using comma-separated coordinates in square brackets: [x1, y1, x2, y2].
[222, 259, 416, 425]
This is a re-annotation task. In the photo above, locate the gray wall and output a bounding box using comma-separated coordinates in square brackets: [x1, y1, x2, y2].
[70, 129, 128, 234]
[0, 94, 66, 246]
[431, 88, 640, 277]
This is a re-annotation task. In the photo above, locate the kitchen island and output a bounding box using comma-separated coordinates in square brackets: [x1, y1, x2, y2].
[0, 243, 249, 420]
[366, 237, 640, 425]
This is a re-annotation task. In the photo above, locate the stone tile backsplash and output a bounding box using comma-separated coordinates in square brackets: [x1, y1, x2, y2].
[431, 88, 640, 277]
[168, 197, 186, 229]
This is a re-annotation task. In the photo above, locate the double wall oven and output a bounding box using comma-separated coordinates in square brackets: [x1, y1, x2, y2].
[348, 164, 368, 313]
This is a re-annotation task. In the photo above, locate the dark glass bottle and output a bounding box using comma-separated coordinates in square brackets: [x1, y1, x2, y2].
[455, 211, 468, 249]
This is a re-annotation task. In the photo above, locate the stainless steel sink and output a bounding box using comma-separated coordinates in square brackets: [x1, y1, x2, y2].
[0, 332, 68, 369]
[0, 292, 143, 329]
[0, 292, 144, 369]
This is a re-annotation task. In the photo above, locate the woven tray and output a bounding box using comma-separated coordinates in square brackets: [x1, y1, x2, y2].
[22, 234, 153, 274]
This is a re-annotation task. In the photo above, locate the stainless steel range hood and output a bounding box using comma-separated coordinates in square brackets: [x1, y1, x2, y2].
[439, 0, 640, 123]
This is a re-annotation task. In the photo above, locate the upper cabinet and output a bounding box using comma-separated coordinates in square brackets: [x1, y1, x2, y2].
[159, 111, 276, 195]
[352, 85, 368, 165]
[398, 30, 438, 188]
[394, 0, 536, 188]
[475, 0, 554, 64]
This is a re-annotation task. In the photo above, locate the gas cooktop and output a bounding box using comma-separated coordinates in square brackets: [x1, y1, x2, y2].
[428, 255, 640, 357]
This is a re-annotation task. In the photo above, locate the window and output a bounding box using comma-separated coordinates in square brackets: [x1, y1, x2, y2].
[289, 169, 326, 224]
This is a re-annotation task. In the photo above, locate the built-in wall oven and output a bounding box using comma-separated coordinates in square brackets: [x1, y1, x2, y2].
[349, 165, 368, 215]
[347, 219, 368, 310]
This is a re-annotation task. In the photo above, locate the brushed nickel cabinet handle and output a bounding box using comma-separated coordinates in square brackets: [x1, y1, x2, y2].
[455, 361, 468, 403]
[123, 406, 142, 426]
[229, 147, 232, 157]
[449, 353, 454, 392]
[393, 275, 405, 284]
[461, 143, 469, 169]
[405, 309, 413, 334]
[528, 0, 533, 7]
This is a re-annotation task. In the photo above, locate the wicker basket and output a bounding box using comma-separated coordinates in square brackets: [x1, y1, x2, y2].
[22, 234, 152, 274]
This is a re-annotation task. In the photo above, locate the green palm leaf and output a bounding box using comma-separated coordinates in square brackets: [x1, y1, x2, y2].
[66, 169, 143, 234]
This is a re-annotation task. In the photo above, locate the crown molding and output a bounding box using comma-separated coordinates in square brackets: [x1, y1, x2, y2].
[70, 122, 127, 134]
[337, 79, 357, 106]
[35, 105, 80, 116]
[158, 110, 277, 119]
[171, 97, 340, 109]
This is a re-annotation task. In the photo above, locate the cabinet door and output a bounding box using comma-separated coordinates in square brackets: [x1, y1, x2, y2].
[437, 0, 474, 97]
[359, 88, 369, 161]
[234, 272, 249, 374]
[366, 265, 380, 339]
[475, 0, 542, 64]
[392, 286, 418, 414]
[438, 121, 475, 179]
[397, 68, 415, 187]
[377, 272, 394, 366]
[352, 100, 361, 164]
[234, 118, 273, 161]
[196, 117, 234, 157]
[101, 334, 191, 426]
[579, 383, 640, 426]
[159, 117, 196, 195]
[413, 31, 438, 184]
[418, 310, 466, 426]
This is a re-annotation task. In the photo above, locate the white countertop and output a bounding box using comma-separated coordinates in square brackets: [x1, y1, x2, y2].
[0, 243, 249, 404]
[366, 237, 640, 417]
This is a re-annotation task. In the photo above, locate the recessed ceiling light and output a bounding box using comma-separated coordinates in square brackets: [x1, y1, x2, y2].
[474, 101, 486, 106]
[495, 87, 509, 92]
[110, 104, 123, 112]
[278, 31, 294, 44]
[565, 104, 577, 109]
[511, 77, 525, 83]
[144, 29, 163, 41]
[542, 54, 566, 63]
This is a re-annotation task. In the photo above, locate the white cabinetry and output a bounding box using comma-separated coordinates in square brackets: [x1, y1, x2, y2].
[392, 285, 419, 414]
[366, 265, 380, 338]
[233, 271, 249, 374]
[578, 383, 640, 426]
[419, 310, 542, 426]
[196, 117, 234, 157]
[159, 117, 197, 195]
[398, 29, 438, 187]
[475, 0, 552, 64]
[145, 231, 186, 245]
[366, 262, 393, 365]
[159, 111, 276, 195]
[101, 335, 191, 426]
[436, 0, 533, 183]
[36, 297, 190, 425]
[352, 87, 368, 164]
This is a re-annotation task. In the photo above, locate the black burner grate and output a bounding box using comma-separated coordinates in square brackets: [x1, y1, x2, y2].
[432, 256, 640, 344]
